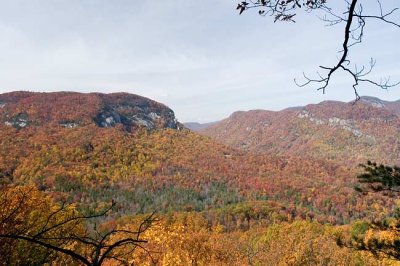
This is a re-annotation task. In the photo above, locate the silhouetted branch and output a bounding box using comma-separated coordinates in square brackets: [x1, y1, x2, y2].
[0, 197, 156, 266]
[33, 201, 116, 239]
[238, 0, 400, 99]
[237, 0, 326, 21]
[0, 234, 92, 266]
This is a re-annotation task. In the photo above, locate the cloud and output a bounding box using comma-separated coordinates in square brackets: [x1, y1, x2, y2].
[0, 0, 399, 122]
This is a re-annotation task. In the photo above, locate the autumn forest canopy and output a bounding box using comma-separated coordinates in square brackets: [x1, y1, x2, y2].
[0, 91, 399, 265]
[2, 0, 400, 265]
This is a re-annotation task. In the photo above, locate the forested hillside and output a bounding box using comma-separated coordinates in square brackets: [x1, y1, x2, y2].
[0, 92, 392, 223]
[1, 92, 400, 265]
[201, 96, 400, 166]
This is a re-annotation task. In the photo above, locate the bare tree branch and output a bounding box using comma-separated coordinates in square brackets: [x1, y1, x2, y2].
[0, 197, 156, 266]
[237, 0, 400, 100]
[0, 234, 92, 266]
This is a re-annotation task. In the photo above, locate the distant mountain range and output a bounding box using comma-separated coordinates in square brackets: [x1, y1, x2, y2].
[183, 121, 218, 131]
[0, 92, 394, 224]
[199, 96, 400, 165]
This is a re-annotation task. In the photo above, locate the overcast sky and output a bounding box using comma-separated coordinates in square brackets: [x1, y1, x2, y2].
[0, 0, 400, 122]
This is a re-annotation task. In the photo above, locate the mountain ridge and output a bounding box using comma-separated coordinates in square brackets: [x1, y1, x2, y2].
[200, 96, 400, 165]
[0, 91, 391, 224]
[0, 91, 181, 131]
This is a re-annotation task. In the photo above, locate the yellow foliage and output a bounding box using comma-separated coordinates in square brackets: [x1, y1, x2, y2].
[0, 185, 83, 265]
[107, 213, 385, 266]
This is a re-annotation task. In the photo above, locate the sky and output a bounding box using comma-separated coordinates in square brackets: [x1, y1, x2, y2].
[0, 0, 400, 122]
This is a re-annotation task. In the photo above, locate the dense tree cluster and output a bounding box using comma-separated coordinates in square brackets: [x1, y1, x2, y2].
[0, 186, 387, 265]
[2, 92, 400, 263]
[0, 124, 392, 224]
[201, 99, 400, 166]
[0, 186, 154, 266]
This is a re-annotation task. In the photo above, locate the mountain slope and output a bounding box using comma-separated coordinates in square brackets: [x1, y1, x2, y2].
[201, 96, 400, 165]
[0, 91, 180, 131]
[0, 92, 392, 224]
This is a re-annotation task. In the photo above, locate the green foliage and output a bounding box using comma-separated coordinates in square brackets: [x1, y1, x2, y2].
[350, 221, 370, 243]
[350, 161, 400, 261]
[0, 124, 393, 224]
[358, 161, 400, 193]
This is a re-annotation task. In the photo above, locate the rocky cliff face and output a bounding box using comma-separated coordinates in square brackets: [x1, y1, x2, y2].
[0, 91, 181, 131]
[200, 96, 400, 165]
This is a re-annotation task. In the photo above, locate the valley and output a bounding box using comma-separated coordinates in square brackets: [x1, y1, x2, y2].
[1, 92, 399, 265]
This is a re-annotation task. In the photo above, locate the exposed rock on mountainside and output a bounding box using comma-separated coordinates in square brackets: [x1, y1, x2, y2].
[0, 91, 395, 224]
[201, 96, 400, 165]
[0, 91, 180, 131]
